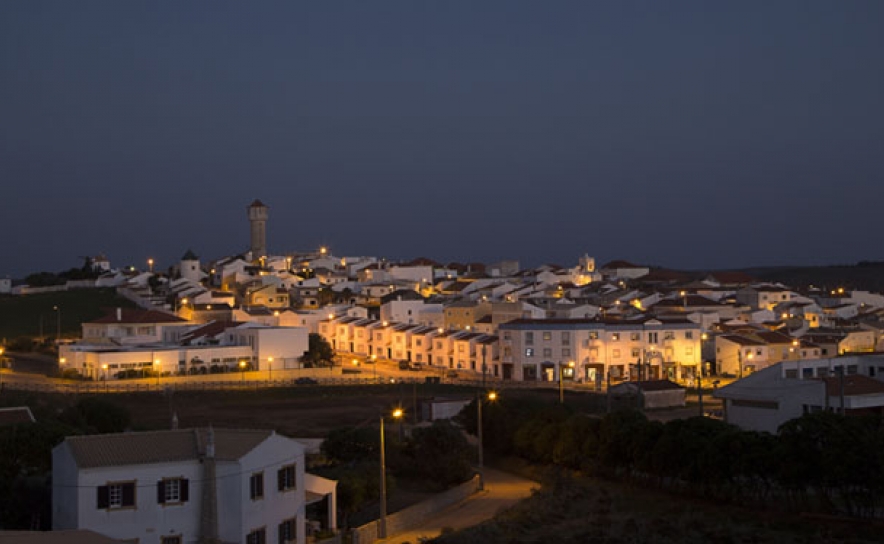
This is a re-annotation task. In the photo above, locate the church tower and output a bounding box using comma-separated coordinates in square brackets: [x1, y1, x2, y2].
[247, 200, 269, 260]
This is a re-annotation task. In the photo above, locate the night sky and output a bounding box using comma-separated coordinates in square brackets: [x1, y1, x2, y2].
[2, 1, 883, 279]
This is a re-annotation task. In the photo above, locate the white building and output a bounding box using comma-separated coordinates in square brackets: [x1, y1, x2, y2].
[499, 317, 702, 383]
[714, 355, 884, 433]
[52, 427, 337, 544]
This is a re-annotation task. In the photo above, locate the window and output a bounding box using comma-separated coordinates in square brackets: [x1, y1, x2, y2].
[611, 333, 620, 341]
[685, 347, 693, 356]
[631, 348, 641, 358]
[525, 332, 534, 345]
[542, 332, 551, 341]
[525, 348, 534, 357]
[458, 344, 465, 353]
[612, 349, 621, 358]
[630, 332, 640, 341]
[562, 348, 571, 357]
[648, 332, 658, 344]
[157, 478, 188, 505]
[543, 348, 552, 357]
[97, 481, 135, 509]
[277, 464, 296, 492]
[589, 331, 599, 340]
[685, 331, 693, 339]
[278, 518, 296, 543]
[246, 528, 266, 544]
[664, 331, 675, 340]
[415, 339, 422, 347]
[250, 472, 264, 500]
[161, 537, 182, 544]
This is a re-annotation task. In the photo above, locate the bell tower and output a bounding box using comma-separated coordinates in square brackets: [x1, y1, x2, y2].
[247, 199, 269, 260]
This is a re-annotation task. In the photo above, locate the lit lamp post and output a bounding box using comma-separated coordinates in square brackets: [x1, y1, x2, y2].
[379, 407, 404, 539]
[371, 354, 378, 382]
[239, 360, 247, 384]
[268, 357, 273, 381]
[0, 347, 5, 390]
[559, 360, 575, 404]
[148, 258, 154, 273]
[154, 358, 161, 386]
[477, 391, 497, 490]
[101, 363, 108, 392]
[53, 305, 61, 342]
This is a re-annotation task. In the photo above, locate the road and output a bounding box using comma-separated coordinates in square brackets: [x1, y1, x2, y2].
[378, 467, 537, 544]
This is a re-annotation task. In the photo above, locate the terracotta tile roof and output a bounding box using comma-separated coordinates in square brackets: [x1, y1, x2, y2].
[180, 321, 242, 343]
[62, 428, 274, 468]
[719, 334, 767, 346]
[706, 271, 756, 284]
[821, 375, 884, 397]
[87, 308, 186, 325]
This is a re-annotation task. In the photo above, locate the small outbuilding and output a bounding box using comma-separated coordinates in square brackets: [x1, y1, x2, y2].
[610, 380, 686, 409]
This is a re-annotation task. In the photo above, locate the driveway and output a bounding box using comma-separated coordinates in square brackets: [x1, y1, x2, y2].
[378, 467, 537, 544]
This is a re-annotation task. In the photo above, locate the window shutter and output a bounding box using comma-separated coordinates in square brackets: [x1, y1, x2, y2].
[180, 479, 189, 501]
[122, 482, 135, 507]
[97, 485, 109, 508]
[157, 480, 166, 504]
[278, 523, 285, 544]
[277, 468, 285, 491]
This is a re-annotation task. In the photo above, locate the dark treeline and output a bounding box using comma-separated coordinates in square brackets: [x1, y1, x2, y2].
[458, 398, 884, 519]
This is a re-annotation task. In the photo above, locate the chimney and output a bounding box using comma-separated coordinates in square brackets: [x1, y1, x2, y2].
[200, 426, 219, 544]
[116, 307, 122, 321]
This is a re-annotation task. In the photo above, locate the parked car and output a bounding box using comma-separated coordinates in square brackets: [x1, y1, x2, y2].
[295, 377, 318, 385]
[446, 370, 459, 379]
[410, 362, 424, 371]
[398, 360, 411, 370]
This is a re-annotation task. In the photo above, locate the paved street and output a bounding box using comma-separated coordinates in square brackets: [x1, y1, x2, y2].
[378, 467, 537, 544]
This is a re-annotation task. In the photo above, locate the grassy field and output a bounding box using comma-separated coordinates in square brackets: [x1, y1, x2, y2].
[434, 468, 884, 544]
[0, 288, 135, 341]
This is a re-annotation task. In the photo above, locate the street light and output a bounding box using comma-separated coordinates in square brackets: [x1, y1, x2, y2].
[239, 360, 247, 383]
[154, 358, 161, 386]
[559, 360, 575, 404]
[371, 354, 378, 382]
[53, 305, 61, 342]
[268, 357, 273, 381]
[477, 391, 497, 491]
[148, 258, 154, 273]
[379, 407, 404, 539]
[102, 363, 109, 392]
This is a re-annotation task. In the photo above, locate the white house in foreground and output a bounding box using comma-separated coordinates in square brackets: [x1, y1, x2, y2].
[53, 428, 337, 544]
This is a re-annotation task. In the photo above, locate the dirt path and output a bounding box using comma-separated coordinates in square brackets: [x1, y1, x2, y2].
[378, 467, 537, 544]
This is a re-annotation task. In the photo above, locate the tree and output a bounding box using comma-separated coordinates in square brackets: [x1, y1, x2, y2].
[301, 333, 335, 367]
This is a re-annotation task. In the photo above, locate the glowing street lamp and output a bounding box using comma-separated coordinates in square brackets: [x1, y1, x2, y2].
[268, 357, 274, 381]
[239, 360, 247, 383]
[154, 358, 161, 386]
[379, 407, 404, 538]
[147, 258, 154, 273]
[477, 391, 498, 490]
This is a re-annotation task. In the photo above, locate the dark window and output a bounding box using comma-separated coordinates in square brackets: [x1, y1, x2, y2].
[246, 528, 266, 544]
[277, 464, 296, 491]
[250, 472, 264, 500]
[157, 478, 189, 505]
[97, 482, 135, 509]
[161, 537, 182, 544]
[278, 518, 296, 543]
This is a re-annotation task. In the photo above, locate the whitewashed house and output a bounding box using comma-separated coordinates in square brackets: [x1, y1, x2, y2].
[52, 427, 337, 544]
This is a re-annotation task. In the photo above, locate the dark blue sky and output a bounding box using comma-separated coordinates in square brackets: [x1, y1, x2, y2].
[2, 1, 883, 278]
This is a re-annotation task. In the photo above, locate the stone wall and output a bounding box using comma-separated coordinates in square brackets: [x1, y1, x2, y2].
[351, 474, 481, 544]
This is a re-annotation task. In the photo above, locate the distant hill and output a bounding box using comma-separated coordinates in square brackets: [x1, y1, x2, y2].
[0, 288, 136, 342]
[737, 261, 884, 292]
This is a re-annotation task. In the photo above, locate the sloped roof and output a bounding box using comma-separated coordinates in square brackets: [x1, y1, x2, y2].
[0, 407, 35, 426]
[822, 375, 884, 397]
[87, 308, 186, 325]
[62, 428, 274, 468]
